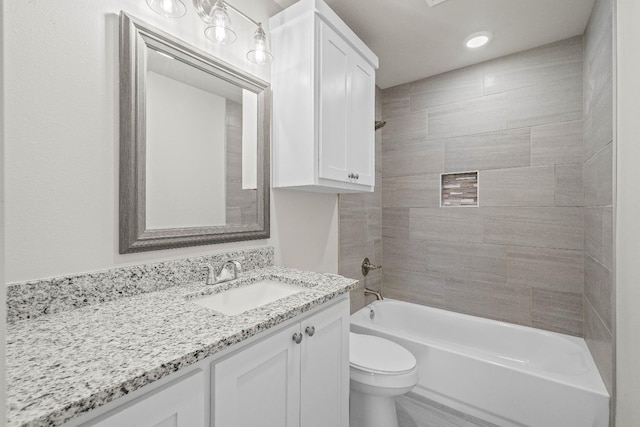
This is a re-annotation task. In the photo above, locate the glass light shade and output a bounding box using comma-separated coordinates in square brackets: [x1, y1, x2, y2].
[205, 25, 237, 45]
[202, 0, 237, 44]
[246, 24, 273, 65]
[193, 0, 218, 24]
[146, 0, 186, 18]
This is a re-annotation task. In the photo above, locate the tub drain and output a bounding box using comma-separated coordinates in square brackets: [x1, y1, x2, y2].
[369, 309, 375, 320]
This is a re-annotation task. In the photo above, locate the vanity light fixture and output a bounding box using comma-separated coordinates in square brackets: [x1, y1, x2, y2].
[146, 0, 273, 65]
[146, 0, 187, 18]
[464, 31, 493, 49]
[200, 0, 238, 44]
[246, 23, 273, 65]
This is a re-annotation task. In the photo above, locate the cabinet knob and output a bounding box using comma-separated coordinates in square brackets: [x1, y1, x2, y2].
[305, 326, 315, 337]
[292, 332, 303, 344]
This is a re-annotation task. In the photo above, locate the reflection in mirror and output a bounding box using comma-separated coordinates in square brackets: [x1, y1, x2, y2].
[119, 12, 269, 253]
[145, 48, 258, 229]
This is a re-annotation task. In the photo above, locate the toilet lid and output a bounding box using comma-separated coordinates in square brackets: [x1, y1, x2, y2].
[350, 332, 417, 374]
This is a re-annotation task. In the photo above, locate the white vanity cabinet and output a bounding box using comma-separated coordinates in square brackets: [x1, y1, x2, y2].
[212, 298, 350, 427]
[270, 0, 378, 193]
[88, 370, 206, 427]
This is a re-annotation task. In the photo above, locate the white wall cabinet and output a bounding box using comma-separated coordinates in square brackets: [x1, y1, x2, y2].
[270, 0, 378, 193]
[212, 298, 350, 427]
[88, 370, 205, 427]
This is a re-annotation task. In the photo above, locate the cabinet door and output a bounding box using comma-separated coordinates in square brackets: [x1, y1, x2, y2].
[318, 20, 350, 183]
[300, 299, 350, 427]
[91, 370, 205, 427]
[213, 324, 302, 427]
[347, 54, 376, 186]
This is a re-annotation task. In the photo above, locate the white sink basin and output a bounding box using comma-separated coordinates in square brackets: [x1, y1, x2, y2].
[193, 280, 304, 315]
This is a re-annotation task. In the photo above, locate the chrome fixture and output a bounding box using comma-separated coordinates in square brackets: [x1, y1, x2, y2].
[204, 260, 242, 285]
[375, 120, 387, 130]
[361, 257, 382, 276]
[364, 287, 384, 301]
[146, 0, 273, 65]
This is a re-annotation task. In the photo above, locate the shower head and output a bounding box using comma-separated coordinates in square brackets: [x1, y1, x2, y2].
[375, 120, 387, 130]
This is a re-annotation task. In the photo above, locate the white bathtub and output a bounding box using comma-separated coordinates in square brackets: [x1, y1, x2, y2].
[350, 299, 609, 427]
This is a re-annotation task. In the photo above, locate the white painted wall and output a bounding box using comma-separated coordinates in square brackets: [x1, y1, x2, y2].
[3, 0, 339, 282]
[146, 71, 227, 229]
[614, 0, 640, 424]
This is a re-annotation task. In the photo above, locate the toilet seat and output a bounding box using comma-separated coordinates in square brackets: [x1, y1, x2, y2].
[350, 333, 417, 375]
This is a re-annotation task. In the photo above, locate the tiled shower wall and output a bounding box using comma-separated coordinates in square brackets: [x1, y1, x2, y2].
[339, 87, 383, 313]
[380, 37, 585, 335]
[583, 0, 615, 395]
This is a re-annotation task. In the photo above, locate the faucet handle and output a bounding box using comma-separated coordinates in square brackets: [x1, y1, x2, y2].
[203, 263, 216, 285]
[228, 259, 242, 273]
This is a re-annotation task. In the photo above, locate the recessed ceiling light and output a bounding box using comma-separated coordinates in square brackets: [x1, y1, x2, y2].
[464, 31, 493, 49]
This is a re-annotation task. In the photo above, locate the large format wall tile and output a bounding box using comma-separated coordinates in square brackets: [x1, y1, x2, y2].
[410, 64, 484, 111]
[584, 142, 613, 207]
[381, 83, 411, 118]
[506, 75, 583, 128]
[410, 208, 483, 243]
[382, 109, 428, 146]
[445, 277, 532, 326]
[585, 254, 613, 331]
[531, 120, 583, 166]
[428, 93, 507, 140]
[383, 237, 428, 273]
[383, 268, 445, 307]
[584, 298, 614, 393]
[506, 246, 584, 293]
[382, 207, 410, 239]
[444, 128, 531, 172]
[532, 288, 583, 336]
[484, 36, 583, 95]
[382, 174, 440, 208]
[480, 166, 555, 207]
[585, 207, 605, 262]
[584, 0, 613, 106]
[382, 140, 444, 177]
[555, 163, 584, 207]
[483, 207, 584, 250]
[584, 79, 613, 160]
[426, 242, 507, 284]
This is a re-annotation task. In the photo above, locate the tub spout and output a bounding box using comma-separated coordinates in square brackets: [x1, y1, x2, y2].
[364, 287, 384, 300]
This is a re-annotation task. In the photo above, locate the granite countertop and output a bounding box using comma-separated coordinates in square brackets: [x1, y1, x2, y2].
[6, 266, 358, 427]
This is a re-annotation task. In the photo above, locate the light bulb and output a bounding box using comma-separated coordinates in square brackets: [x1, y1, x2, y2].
[254, 48, 266, 64]
[203, 0, 236, 44]
[215, 26, 227, 43]
[161, 0, 173, 14]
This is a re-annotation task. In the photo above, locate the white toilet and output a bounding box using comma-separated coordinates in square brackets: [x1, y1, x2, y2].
[349, 332, 419, 427]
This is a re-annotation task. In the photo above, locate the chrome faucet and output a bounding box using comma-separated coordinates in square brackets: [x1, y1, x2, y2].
[204, 260, 242, 285]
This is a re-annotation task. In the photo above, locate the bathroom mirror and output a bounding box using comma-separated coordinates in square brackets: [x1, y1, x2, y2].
[119, 12, 269, 253]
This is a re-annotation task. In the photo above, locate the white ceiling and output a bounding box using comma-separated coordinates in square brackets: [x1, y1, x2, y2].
[271, 0, 596, 89]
